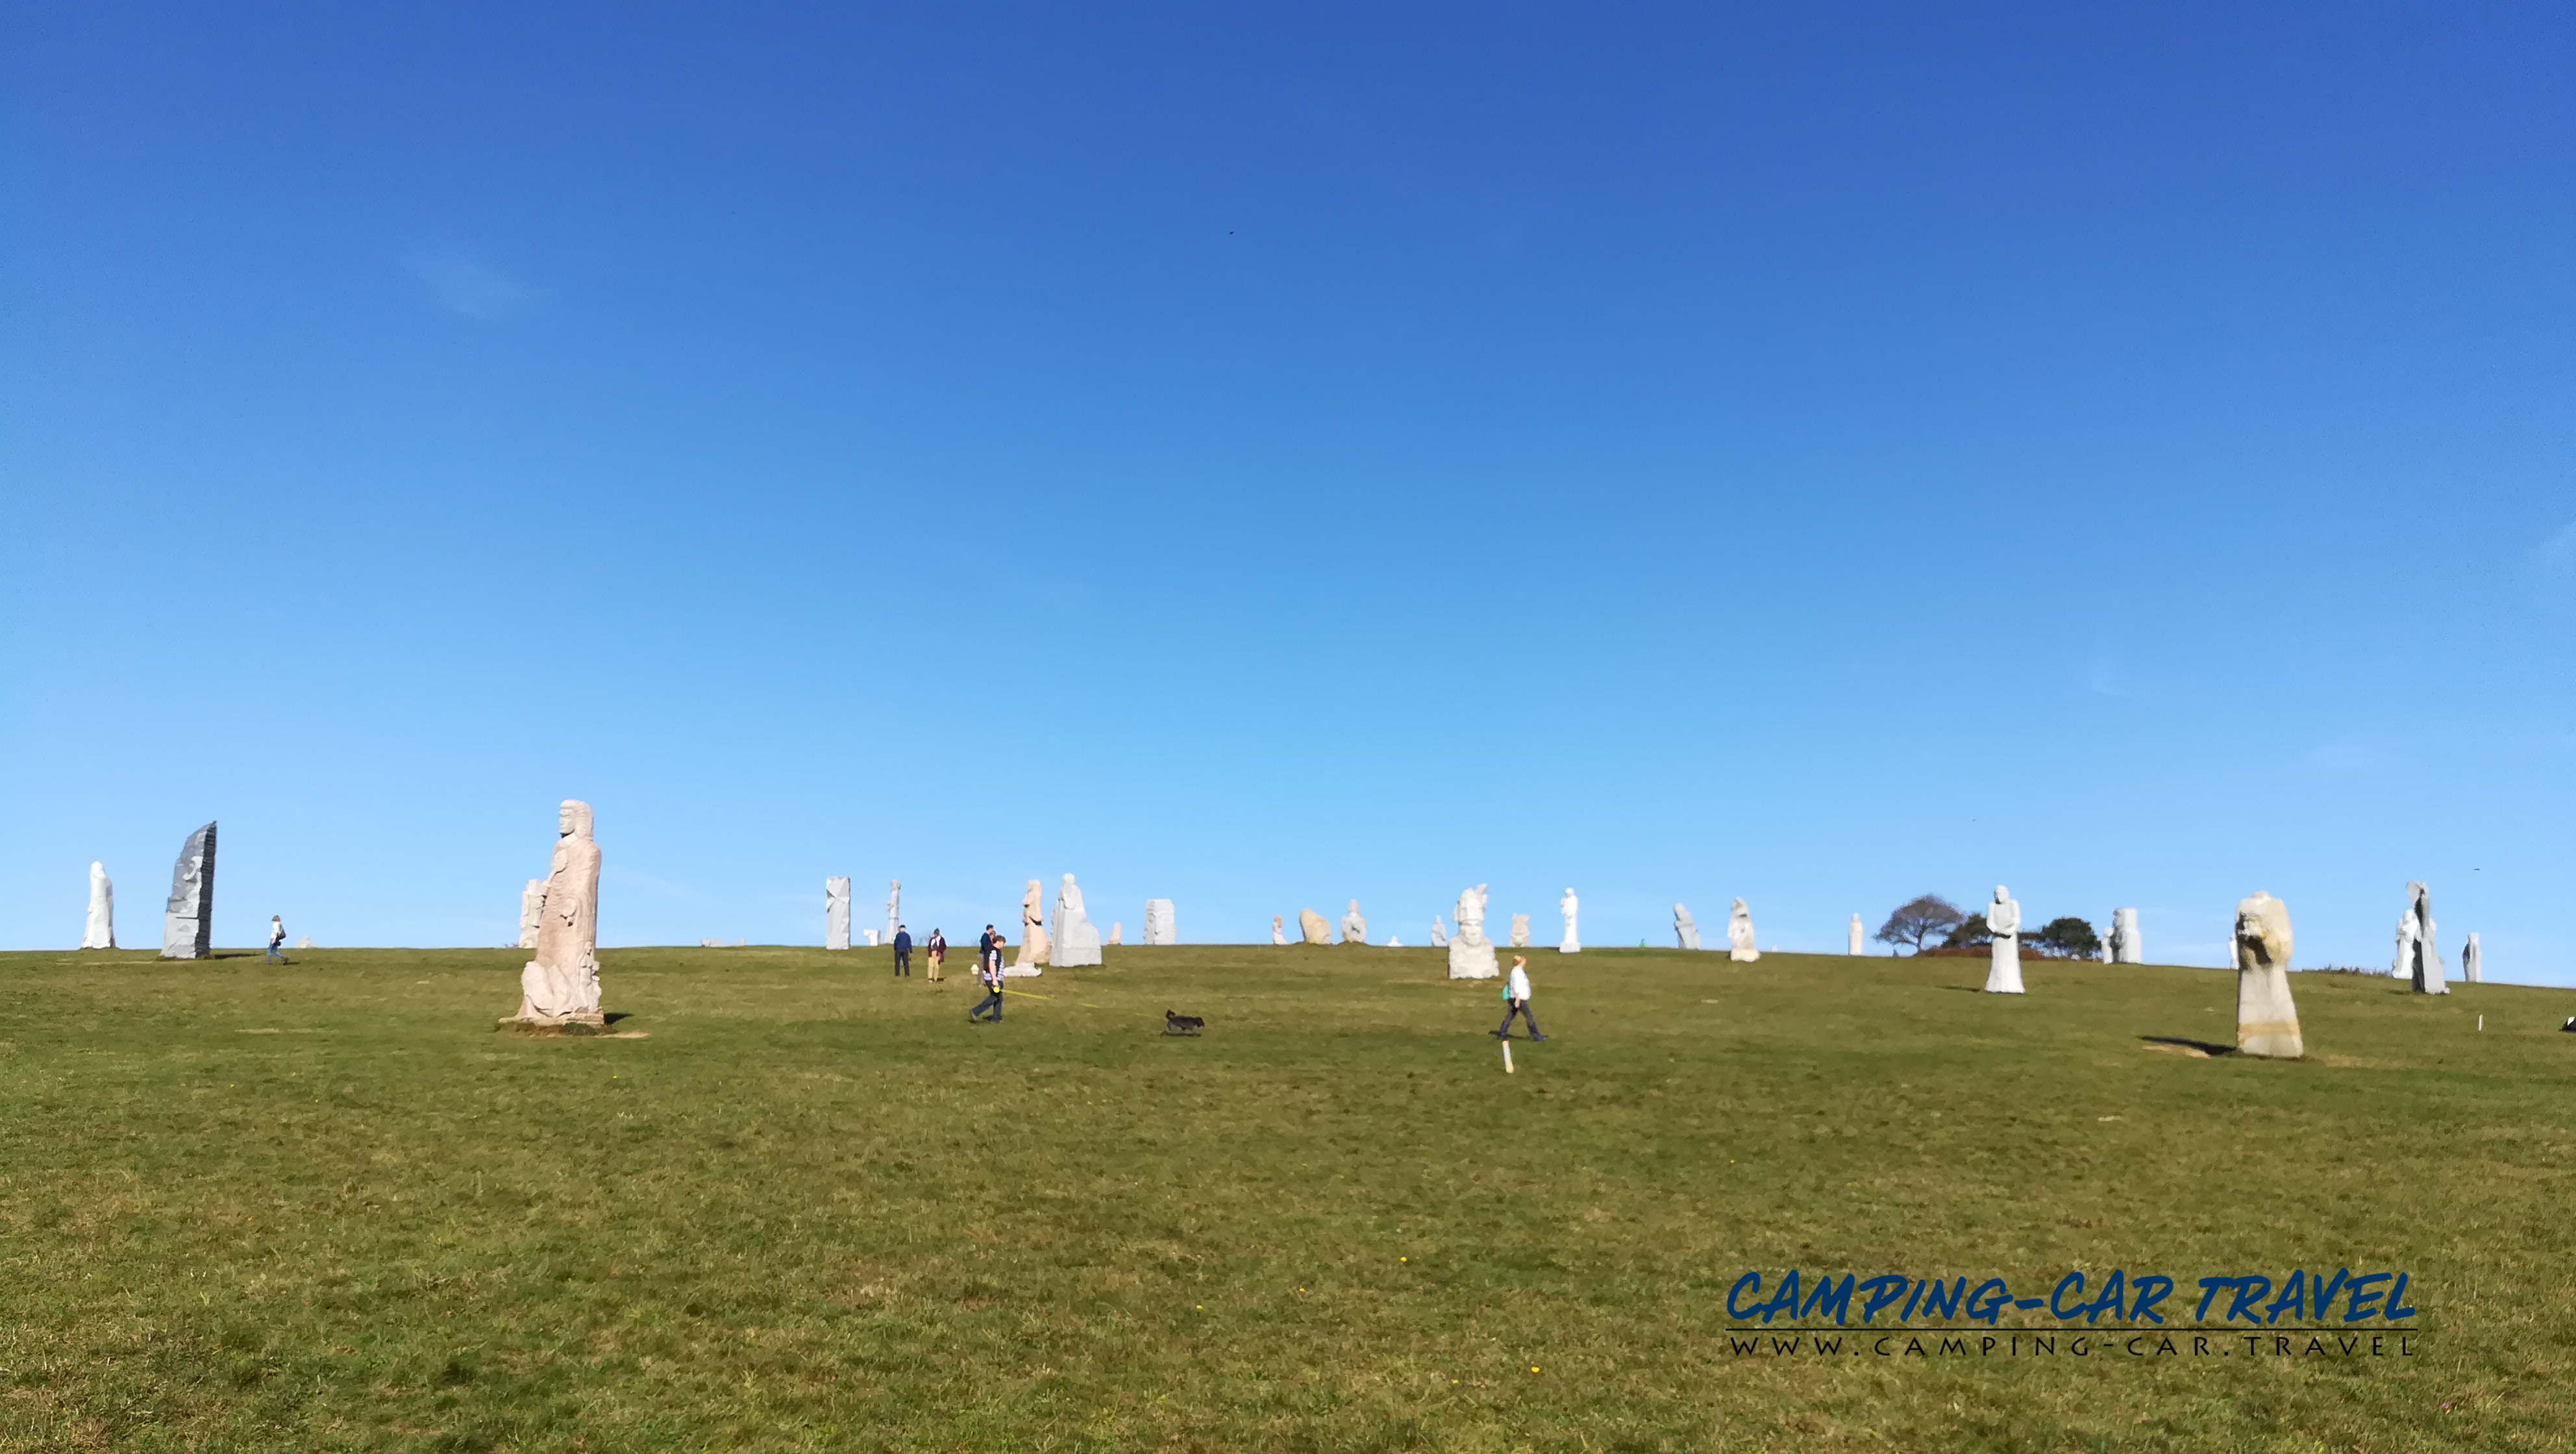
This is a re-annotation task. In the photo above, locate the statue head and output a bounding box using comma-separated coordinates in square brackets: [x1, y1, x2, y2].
[1993, 885, 2009, 906]
[559, 800, 593, 839]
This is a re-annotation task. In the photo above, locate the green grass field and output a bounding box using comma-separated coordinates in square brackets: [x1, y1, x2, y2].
[1, 943, 2567, 1451]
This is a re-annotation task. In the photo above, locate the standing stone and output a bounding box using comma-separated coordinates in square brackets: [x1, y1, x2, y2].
[1011, 880, 1050, 973]
[160, 822, 216, 960]
[2463, 932, 2482, 984]
[864, 930, 880, 947]
[517, 879, 547, 950]
[1509, 913, 1530, 948]
[515, 802, 602, 1024]
[1559, 889, 1581, 954]
[1054, 874, 1104, 967]
[1981, 885, 2024, 994]
[1727, 898, 1759, 963]
[1674, 904, 1700, 951]
[1109, 922, 1123, 945]
[1144, 899, 1176, 945]
[1298, 908, 1331, 945]
[825, 877, 852, 951]
[2392, 911, 2417, 980]
[2404, 881, 2445, 994]
[1448, 884, 1498, 979]
[81, 862, 114, 949]
[1430, 915, 1448, 948]
[1847, 913, 1863, 955]
[1341, 900, 1369, 945]
[2234, 891, 2303, 1059]
[1272, 915, 1287, 945]
[2108, 907, 2142, 964]
[885, 880, 902, 950]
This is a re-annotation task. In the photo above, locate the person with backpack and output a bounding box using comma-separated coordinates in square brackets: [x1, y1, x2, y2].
[969, 925, 1006, 1023]
[1492, 954, 1546, 1041]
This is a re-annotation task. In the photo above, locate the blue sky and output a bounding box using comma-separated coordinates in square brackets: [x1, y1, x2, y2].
[5, 3, 2570, 978]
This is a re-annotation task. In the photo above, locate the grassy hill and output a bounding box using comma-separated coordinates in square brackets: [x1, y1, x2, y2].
[0, 943, 2562, 1451]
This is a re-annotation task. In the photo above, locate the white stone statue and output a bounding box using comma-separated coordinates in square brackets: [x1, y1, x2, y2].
[2234, 891, 2303, 1059]
[517, 879, 547, 950]
[1272, 915, 1286, 945]
[1674, 904, 1700, 951]
[2392, 910, 2416, 980]
[1559, 889, 1580, 954]
[1447, 884, 1497, 979]
[160, 822, 216, 961]
[885, 880, 902, 950]
[1848, 913, 1863, 955]
[1341, 900, 1368, 945]
[1387, 935, 1402, 946]
[2404, 881, 2444, 993]
[1010, 880, 1050, 974]
[863, 930, 880, 947]
[1981, 885, 2023, 994]
[825, 877, 852, 951]
[1298, 908, 1331, 944]
[81, 862, 114, 949]
[1054, 874, 1103, 967]
[1144, 899, 1176, 945]
[1430, 915, 1448, 947]
[1108, 922, 1122, 945]
[515, 800, 602, 1024]
[2464, 932, 2482, 983]
[1509, 913, 1530, 948]
[1726, 898, 1758, 963]
[293, 936, 314, 949]
[2109, 907, 2142, 964]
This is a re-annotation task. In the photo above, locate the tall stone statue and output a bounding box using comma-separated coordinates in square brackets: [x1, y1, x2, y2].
[1298, 908, 1331, 945]
[1447, 884, 1497, 979]
[1144, 898, 1176, 945]
[515, 801, 602, 1026]
[1054, 874, 1104, 967]
[1559, 889, 1580, 954]
[885, 880, 902, 950]
[1341, 900, 1369, 945]
[517, 880, 547, 950]
[160, 822, 216, 960]
[825, 877, 852, 951]
[1108, 922, 1122, 945]
[2108, 907, 2142, 964]
[2464, 932, 2482, 984]
[81, 862, 114, 949]
[2393, 911, 2417, 981]
[2403, 881, 2444, 994]
[1847, 913, 1863, 955]
[1981, 885, 2024, 994]
[1011, 880, 1050, 973]
[1430, 915, 1448, 948]
[1271, 915, 1287, 946]
[1726, 898, 1759, 963]
[1674, 904, 1700, 951]
[2234, 891, 2303, 1059]
[1509, 913, 1530, 948]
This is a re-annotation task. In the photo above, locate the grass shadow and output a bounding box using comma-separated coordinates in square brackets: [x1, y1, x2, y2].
[2140, 1035, 2236, 1057]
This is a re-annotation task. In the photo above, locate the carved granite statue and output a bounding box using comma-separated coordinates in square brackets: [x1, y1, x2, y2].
[1674, 904, 1700, 951]
[2109, 907, 2141, 964]
[885, 880, 902, 950]
[1727, 898, 1759, 963]
[1145, 898, 1176, 945]
[2464, 932, 2482, 984]
[1053, 874, 1104, 967]
[1272, 915, 1287, 945]
[1430, 915, 1448, 948]
[1559, 889, 1580, 954]
[2234, 891, 2303, 1058]
[1298, 908, 1331, 945]
[1981, 885, 2024, 994]
[160, 822, 216, 960]
[517, 879, 546, 950]
[1448, 883, 1497, 979]
[1010, 880, 1050, 973]
[1848, 913, 1862, 955]
[1108, 922, 1122, 945]
[826, 877, 852, 951]
[1341, 900, 1368, 945]
[1509, 913, 1530, 948]
[2404, 881, 2444, 993]
[81, 862, 114, 949]
[515, 801, 602, 1024]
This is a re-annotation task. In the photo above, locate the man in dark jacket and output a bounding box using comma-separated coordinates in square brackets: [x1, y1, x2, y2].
[893, 924, 913, 977]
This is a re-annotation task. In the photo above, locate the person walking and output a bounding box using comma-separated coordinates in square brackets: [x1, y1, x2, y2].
[924, 928, 946, 984]
[893, 923, 913, 977]
[266, 915, 288, 964]
[969, 927, 1006, 1023]
[1492, 954, 1546, 1041]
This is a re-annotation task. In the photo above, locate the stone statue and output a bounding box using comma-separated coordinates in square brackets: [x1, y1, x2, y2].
[2234, 891, 2303, 1059]
[2109, 907, 2141, 964]
[1727, 898, 1759, 963]
[1145, 899, 1176, 945]
[1298, 908, 1331, 945]
[517, 880, 547, 950]
[1272, 915, 1286, 945]
[515, 801, 602, 1025]
[1559, 889, 1580, 954]
[2404, 881, 2444, 993]
[1848, 913, 1863, 955]
[1509, 913, 1530, 948]
[825, 877, 852, 951]
[1011, 880, 1050, 973]
[1386, 935, 1402, 946]
[1341, 900, 1368, 945]
[1053, 874, 1103, 967]
[160, 822, 216, 960]
[2464, 932, 2482, 983]
[1108, 922, 1122, 945]
[1430, 915, 1448, 948]
[81, 862, 114, 949]
[2393, 911, 2417, 980]
[1674, 904, 1700, 951]
[885, 880, 902, 950]
[1981, 885, 2023, 994]
[1447, 884, 1497, 979]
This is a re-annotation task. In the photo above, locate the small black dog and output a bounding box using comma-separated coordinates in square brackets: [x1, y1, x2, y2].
[1164, 1010, 1206, 1037]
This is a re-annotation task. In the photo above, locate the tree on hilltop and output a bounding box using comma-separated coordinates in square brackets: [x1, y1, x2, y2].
[2031, 917, 2101, 959]
[1942, 913, 1994, 949]
[1876, 895, 1964, 954]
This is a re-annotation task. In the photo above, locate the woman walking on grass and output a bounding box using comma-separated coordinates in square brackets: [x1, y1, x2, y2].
[925, 929, 945, 985]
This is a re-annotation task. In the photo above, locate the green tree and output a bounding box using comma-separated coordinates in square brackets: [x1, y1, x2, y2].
[1941, 913, 1993, 949]
[1875, 895, 1964, 954]
[2031, 917, 2101, 959]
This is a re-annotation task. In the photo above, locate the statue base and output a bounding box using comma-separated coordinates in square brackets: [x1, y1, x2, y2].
[1447, 939, 1498, 980]
[499, 1012, 609, 1036]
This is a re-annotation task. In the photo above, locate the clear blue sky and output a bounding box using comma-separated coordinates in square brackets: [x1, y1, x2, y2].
[5, 3, 2570, 978]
